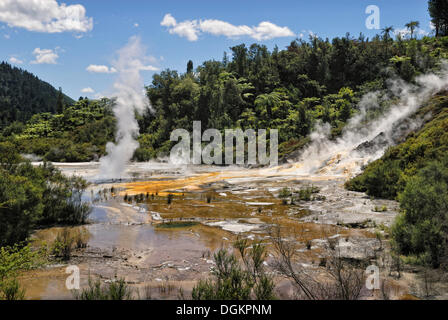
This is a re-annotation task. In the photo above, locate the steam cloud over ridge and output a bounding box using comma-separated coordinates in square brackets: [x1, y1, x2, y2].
[293, 62, 448, 177]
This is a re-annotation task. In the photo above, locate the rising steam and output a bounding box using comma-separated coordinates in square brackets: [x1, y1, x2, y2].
[293, 63, 448, 177]
[98, 36, 151, 179]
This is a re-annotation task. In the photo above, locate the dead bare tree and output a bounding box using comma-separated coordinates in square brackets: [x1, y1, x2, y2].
[269, 226, 365, 300]
[269, 226, 319, 299]
[323, 247, 365, 300]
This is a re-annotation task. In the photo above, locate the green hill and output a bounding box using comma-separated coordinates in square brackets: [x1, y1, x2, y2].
[346, 93, 448, 267]
[0, 61, 74, 128]
[346, 92, 448, 199]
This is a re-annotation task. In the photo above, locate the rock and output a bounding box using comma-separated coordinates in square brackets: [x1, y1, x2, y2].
[310, 239, 327, 249]
[335, 237, 381, 261]
[177, 267, 190, 271]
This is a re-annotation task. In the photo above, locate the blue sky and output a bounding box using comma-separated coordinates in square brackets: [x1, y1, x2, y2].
[0, 0, 432, 100]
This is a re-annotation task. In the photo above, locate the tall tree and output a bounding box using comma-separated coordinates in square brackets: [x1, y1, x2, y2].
[254, 92, 281, 122]
[405, 21, 420, 39]
[56, 87, 65, 114]
[229, 44, 249, 78]
[428, 0, 448, 37]
[381, 26, 394, 41]
[187, 60, 194, 74]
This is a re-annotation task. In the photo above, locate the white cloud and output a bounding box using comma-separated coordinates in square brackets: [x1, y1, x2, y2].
[199, 19, 253, 38]
[4, 34, 10, 39]
[0, 0, 93, 33]
[418, 28, 429, 37]
[87, 63, 158, 74]
[140, 65, 159, 71]
[94, 92, 106, 99]
[134, 23, 139, 28]
[81, 87, 94, 93]
[161, 13, 295, 41]
[299, 30, 316, 39]
[161, 14, 199, 41]
[395, 27, 429, 38]
[31, 48, 58, 64]
[394, 27, 410, 37]
[250, 21, 296, 40]
[86, 64, 159, 73]
[161, 13, 176, 27]
[147, 55, 159, 64]
[9, 56, 23, 64]
[86, 64, 117, 74]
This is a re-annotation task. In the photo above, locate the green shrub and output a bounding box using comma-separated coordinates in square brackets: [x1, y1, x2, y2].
[156, 221, 199, 229]
[0, 244, 46, 300]
[0, 154, 91, 247]
[52, 228, 75, 261]
[296, 186, 320, 201]
[279, 187, 291, 205]
[167, 193, 174, 204]
[74, 277, 133, 300]
[373, 205, 388, 212]
[0, 245, 46, 282]
[192, 240, 276, 300]
[0, 277, 25, 300]
[391, 161, 448, 268]
[346, 158, 401, 199]
[205, 192, 213, 204]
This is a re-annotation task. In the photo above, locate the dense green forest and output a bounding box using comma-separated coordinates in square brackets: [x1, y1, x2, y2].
[0, 62, 74, 129]
[429, 0, 448, 37]
[137, 33, 448, 160]
[2, 1, 448, 162]
[3, 34, 448, 162]
[2, 98, 116, 162]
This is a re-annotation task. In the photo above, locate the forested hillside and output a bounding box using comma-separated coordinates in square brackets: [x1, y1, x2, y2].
[346, 92, 448, 267]
[2, 98, 116, 162]
[347, 93, 448, 199]
[2, 35, 448, 162]
[137, 34, 447, 160]
[0, 62, 74, 128]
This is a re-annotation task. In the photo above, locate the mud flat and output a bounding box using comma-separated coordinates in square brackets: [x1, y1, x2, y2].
[23, 162, 399, 299]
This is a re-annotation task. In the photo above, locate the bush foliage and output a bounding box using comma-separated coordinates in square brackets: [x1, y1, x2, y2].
[0, 143, 91, 247]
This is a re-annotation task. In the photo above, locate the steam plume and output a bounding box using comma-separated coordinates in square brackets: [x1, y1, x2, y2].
[98, 36, 151, 179]
[294, 63, 448, 177]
